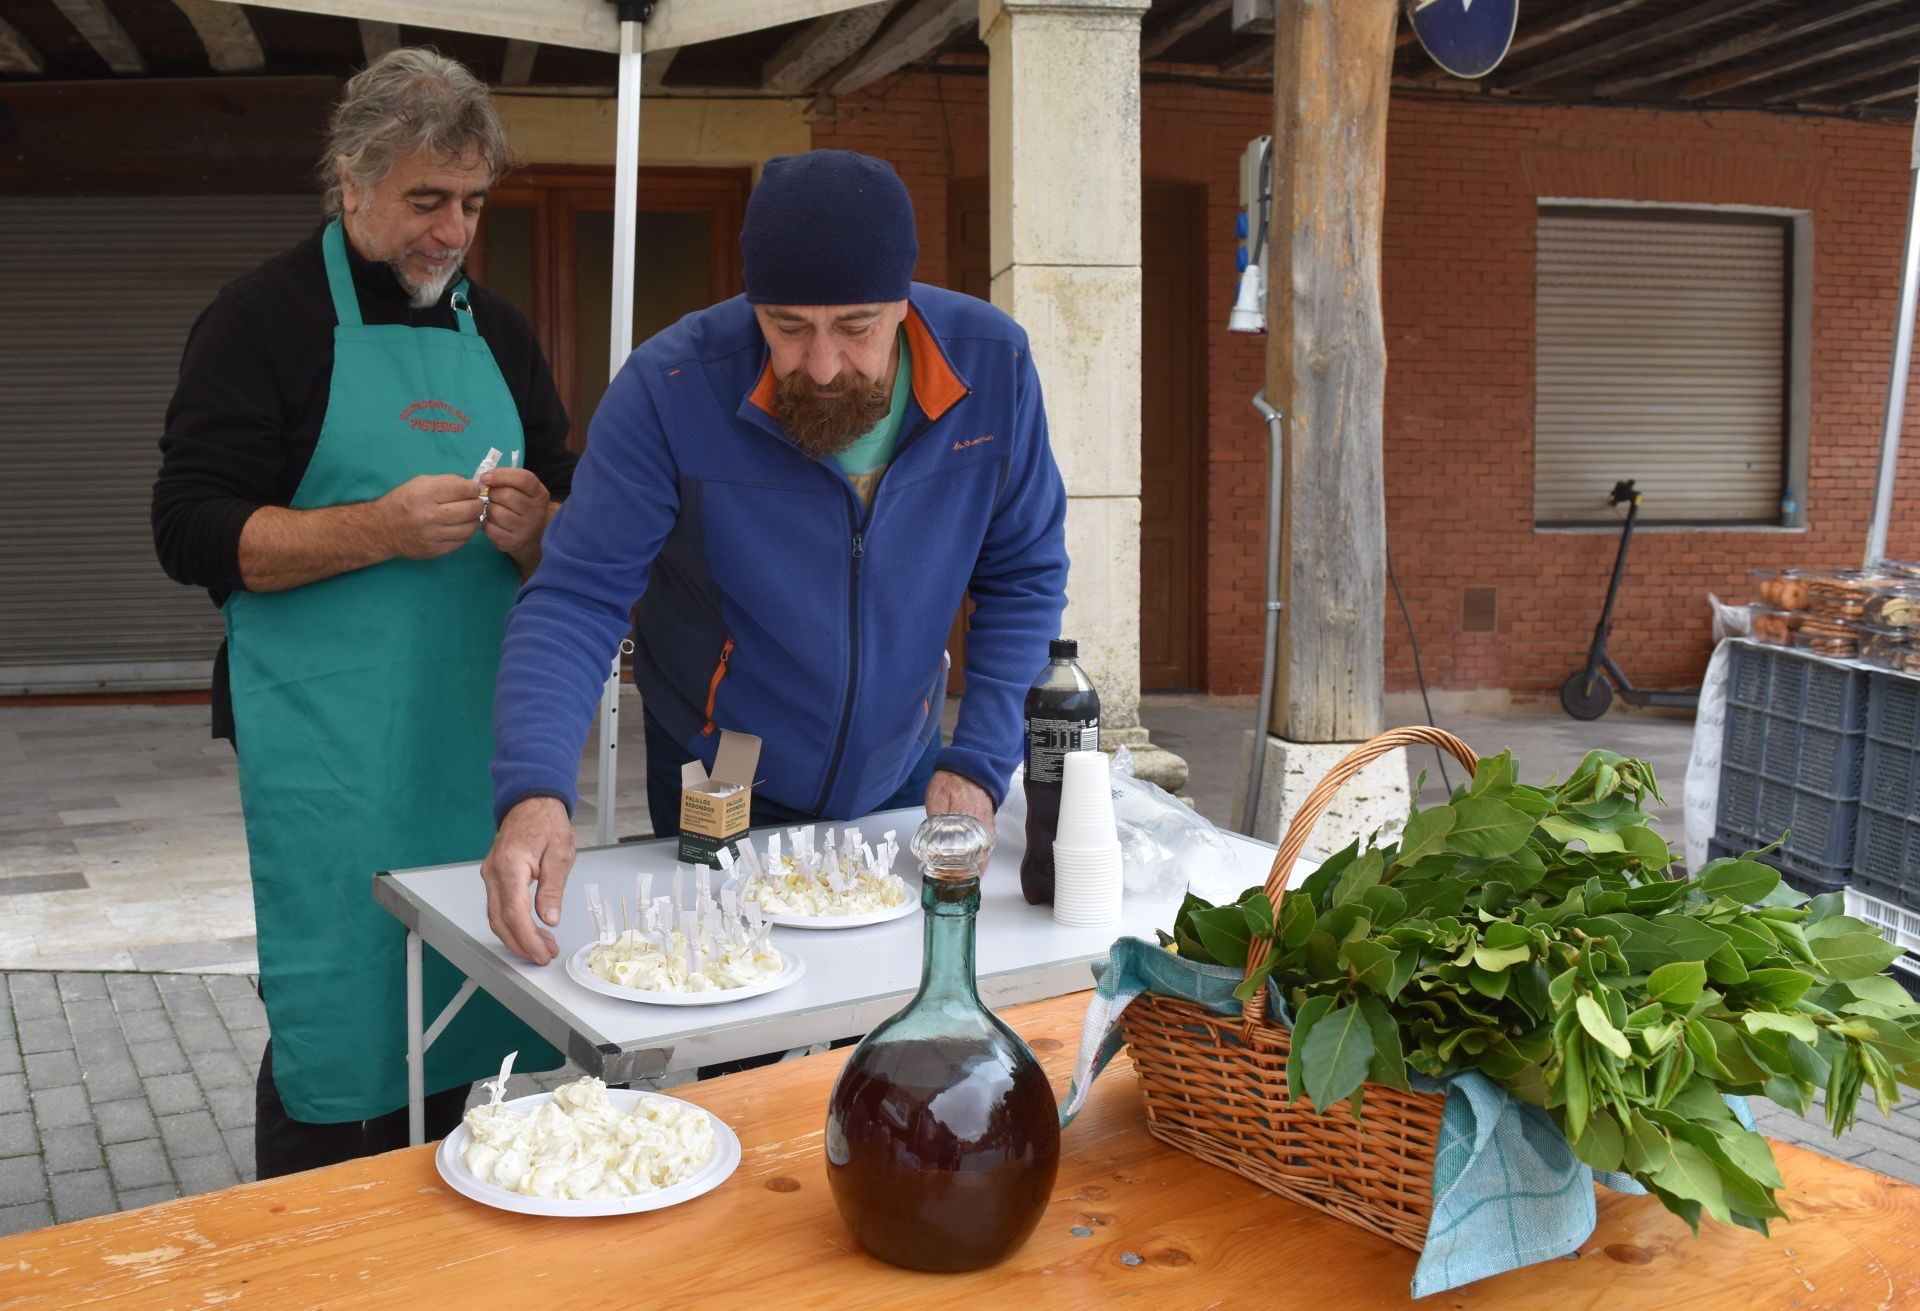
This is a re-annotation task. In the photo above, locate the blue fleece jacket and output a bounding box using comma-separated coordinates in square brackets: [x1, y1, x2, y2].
[490, 284, 1069, 823]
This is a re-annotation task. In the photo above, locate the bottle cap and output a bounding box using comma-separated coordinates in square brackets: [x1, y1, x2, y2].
[1049, 638, 1077, 659]
[911, 813, 993, 882]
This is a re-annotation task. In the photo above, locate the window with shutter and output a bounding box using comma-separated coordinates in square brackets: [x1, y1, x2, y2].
[1534, 206, 1792, 528]
[0, 195, 319, 694]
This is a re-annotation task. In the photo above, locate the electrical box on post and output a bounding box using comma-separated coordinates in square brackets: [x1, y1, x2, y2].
[1229, 135, 1272, 334]
[1237, 134, 1270, 272]
[1231, 0, 1274, 35]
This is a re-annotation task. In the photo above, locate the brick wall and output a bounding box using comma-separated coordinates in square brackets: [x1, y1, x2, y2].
[816, 75, 1920, 696]
[1382, 100, 1920, 696]
[811, 74, 989, 290]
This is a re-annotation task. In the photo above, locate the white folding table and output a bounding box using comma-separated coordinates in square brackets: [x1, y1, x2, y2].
[374, 806, 1293, 1144]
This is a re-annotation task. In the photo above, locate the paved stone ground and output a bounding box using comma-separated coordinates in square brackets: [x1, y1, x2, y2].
[0, 971, 261, 1235]
[0, 689, 659, 975]
[0, 969, 616, 1238]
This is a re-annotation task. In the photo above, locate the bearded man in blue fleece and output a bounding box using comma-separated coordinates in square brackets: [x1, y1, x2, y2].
[480, 149, 1069, 965]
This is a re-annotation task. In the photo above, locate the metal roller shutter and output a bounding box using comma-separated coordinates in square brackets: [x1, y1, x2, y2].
[0, 195, 319, 693]
[1534, 208, 1788, 526]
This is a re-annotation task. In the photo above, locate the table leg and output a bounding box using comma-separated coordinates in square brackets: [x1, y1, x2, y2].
[408, 930, 424, 1147]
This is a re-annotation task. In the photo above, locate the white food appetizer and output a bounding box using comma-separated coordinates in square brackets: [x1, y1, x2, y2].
[726, 824, 908, 918]
[581, 865, 785, 993]
[584, 926, 785, 992]
[461, 1076, 714, 1201]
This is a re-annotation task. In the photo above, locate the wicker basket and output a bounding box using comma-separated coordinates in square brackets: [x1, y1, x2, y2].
[1118, 726, 1479, 1252]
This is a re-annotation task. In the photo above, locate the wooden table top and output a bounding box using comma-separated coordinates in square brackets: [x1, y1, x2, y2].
[2, 992, 1915, 1310]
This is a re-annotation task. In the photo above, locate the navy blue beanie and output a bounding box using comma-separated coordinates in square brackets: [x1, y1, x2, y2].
[741, 150, 918, 305]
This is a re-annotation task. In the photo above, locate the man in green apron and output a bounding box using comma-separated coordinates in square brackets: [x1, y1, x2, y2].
[152, 50, 568, 1178]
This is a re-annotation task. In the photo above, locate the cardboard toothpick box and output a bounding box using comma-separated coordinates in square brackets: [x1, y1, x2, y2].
[677, 730, 761, 867]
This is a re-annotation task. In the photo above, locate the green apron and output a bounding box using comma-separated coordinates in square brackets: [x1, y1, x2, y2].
[225, 219, 558, 1123]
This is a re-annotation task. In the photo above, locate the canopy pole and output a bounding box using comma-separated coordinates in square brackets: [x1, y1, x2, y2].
[595, 13, 645, 846]
[1865, 71, 1920, 570]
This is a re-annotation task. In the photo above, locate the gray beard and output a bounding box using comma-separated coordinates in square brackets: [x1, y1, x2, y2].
[347, 210, 461, 308]
[398, 257, 462, 309]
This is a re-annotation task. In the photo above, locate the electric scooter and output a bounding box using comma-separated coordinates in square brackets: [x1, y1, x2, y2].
[1560, 480, 1701, 720]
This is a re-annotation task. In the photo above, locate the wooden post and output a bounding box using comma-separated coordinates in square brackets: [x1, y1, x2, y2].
[1266, 0, 1398, 743]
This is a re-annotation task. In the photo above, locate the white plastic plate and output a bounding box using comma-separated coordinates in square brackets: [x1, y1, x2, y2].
[761, 897, 919, 931]
[436, 1088, 741, 1217]
[565, 942, 805, 1006]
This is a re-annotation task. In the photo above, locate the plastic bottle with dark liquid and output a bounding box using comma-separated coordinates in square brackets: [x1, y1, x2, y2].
[824, 814, 1062, 1271]
[1020, 638, 1101, 905]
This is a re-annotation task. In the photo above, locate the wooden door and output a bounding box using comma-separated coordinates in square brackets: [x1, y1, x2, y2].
[469, 167, 749, 449]
[948, 179, 1208, 692]
[1139, 185, 1207, 689]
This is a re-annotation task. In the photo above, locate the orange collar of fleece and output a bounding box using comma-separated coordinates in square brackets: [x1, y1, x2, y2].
[746, 303, 968, 424]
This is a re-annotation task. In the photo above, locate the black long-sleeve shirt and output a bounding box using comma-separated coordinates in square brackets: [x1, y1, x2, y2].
[152, 223, 576, 738]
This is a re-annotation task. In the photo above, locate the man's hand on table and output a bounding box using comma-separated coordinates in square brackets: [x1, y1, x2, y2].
[924, 769, 996, 840]
[482, 796, 576, 964]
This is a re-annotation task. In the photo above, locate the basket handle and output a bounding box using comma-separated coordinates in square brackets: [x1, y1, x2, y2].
[1240, 726, 1479, 1029]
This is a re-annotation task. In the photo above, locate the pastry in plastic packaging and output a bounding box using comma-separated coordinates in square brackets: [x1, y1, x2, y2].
[1793, 615, 1862, 659]
[1859, 623, 1908, 671]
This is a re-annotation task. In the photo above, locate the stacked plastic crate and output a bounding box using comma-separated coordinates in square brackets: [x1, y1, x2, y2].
[1711, 642, 1770, 865]
[1851, 674, 1920, 985]
[1712, 642, 1869, 895]
[1854, 674, 1920, 907]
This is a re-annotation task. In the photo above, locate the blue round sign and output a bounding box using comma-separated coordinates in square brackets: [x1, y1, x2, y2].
[1409, 0, 1519, 80]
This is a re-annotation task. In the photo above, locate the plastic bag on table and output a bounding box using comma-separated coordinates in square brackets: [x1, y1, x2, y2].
[1684, 594, 1739, 875]
[1709, 590, 1753, 644]
[997, 752, 1254, 901]
[1106, 746, 1256, 903]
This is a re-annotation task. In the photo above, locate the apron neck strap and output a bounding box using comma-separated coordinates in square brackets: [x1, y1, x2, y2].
[325, 217, 476, 334]
[321, 219, 363, 328]
[450, 282, 476, 335]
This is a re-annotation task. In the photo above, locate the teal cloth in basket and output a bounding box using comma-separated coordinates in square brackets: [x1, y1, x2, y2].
[1063, 937, 1751, 1299]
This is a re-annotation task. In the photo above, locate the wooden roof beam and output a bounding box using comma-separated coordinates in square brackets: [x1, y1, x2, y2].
[1219, 38, 1270, 75]
[1143, 0, 1230, 62]
[171, 0, 266, 73]
[0, 16, 47, 74]
[1762, 50, 1920, 105]
[1852, 70, 1920, 108]
[1505, 0, 1657, 60]
[763, 2, 894, 93]
[52, 0, 145, 74]
[1498, 0, 1773, 92]
[826, 0, 973, 98]
[1593, 0, 1901, 98]
[1682, 10, 1920, 99]
[501, 38, 537, 84]
[358, 19, 400, 63]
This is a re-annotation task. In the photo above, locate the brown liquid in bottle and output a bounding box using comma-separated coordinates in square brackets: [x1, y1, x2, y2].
[826, 1035, 1060, 1272]
[826, 815, 1062, 1272]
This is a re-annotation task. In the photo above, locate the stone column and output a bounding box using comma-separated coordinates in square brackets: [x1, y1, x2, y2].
[981, 0, 1185, 789]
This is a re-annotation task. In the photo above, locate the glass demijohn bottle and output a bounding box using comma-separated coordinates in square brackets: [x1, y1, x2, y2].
[824, 814, 1062, 1271]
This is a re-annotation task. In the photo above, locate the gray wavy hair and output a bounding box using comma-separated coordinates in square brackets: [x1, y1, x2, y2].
[320, 48, 510, 215]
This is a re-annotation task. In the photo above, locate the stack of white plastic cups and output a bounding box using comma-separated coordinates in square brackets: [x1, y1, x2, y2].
[1052, 750, 1123, 926]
